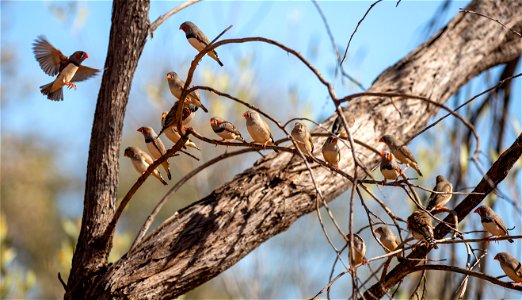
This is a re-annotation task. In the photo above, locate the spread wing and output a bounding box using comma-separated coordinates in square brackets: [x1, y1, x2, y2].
[71, 66, 100, 82]
[33, 36, 68, 76]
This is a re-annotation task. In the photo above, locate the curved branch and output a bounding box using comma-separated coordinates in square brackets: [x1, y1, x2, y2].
[148, 0, 201, 37]
[410, 264, 522, 291]
[362, 133, 522, 299]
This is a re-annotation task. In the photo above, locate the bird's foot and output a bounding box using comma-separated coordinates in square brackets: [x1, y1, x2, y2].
[64, 82, 77, 89]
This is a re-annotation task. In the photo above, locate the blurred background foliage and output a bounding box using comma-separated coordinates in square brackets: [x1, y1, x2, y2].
[1, 1, 520, 299]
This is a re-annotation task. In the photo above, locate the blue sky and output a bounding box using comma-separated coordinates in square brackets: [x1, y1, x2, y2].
[1, 0, 521, 298]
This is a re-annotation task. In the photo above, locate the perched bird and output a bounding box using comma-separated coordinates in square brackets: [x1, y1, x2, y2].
[179, 21, 224, 67]
[374, 226, 401, 254]
[166, 72, 208, 112]
[161, 113, 200, 150]
[322, 136, 341, 169]
[346, 233, 367, 270]
[137, 127, 172, 180]
[494, 252, 522, 285]
[474, 206, 514, 243]
[379, 152, 402, 184]
[407, 210, 438, 249]
[33, 35, 99, 101]
[243, 110, 278, 152]
[290, 122, 314, 159]
[124, 146, 167, 185]
[426, 175, 453, 211]
[210, 117, 245, 142]
[379, 135, 423, 176]
[160, 101, 198, 136]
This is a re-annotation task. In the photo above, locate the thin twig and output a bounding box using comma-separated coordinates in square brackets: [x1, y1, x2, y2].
[340, 0, 383, 65]
[410, 264, 522, 291]
[148, 0, 201, 37]
[460, 9, 522, 38]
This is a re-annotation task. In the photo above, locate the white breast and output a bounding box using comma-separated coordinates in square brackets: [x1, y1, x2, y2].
[132, 159, 148, 174]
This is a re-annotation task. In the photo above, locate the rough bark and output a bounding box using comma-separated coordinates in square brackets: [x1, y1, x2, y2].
[62, 0, 522, 298]
[64, 0, 150, 298]
[362, 133, 522, 299]
[82, 0, 522, 298]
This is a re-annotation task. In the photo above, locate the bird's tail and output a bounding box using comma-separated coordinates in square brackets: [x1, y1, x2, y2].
[164, 166, 172, 180]
[426, 236, 438, 249]
[210, 51, 224, 67]
[199, 102, 209, 113]
[413, 163, 423, 177]
[153, 171, 168, 185]
[40, 82, 63, 101]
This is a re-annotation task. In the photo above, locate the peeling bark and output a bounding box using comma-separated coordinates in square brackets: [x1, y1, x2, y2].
[68, 0, 522, 298]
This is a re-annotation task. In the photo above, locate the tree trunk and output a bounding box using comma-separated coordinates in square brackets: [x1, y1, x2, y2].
[64, 0, 150, 298]
[70, 0, 522, 298]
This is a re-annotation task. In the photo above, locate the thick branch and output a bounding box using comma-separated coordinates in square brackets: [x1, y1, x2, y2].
[361, 133, 522, 299]
[90, 0, 522, 298]
[65, 0, 150, 299]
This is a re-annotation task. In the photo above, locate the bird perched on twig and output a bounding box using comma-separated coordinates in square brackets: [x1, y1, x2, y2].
[161, 113, 200, 151]
[379, 135, 423, 176]
[290, 122, 314, 161]
[379, 152, 402, 184]
[494, 252, 522, 285]
[474, 205, 514, 243]
[243, 110, 278, 152]
[210, 117, 245, 142]
[166, 71, 208, 112]
[407, 210, 438, 249]
[322, 136, 340, 169]
[124, 146, 167, 185]
[137, 127, 172, 180]
[179, 21, 224, 67]
[374, 226, 401, 255]
[160, 101, 198, 136]
[426, 175, 453, 211]
[346, 233, 367, 271]
[33, 35, 99, 101]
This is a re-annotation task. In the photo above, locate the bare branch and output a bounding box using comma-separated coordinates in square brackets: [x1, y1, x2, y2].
[148, 0, 201, 37]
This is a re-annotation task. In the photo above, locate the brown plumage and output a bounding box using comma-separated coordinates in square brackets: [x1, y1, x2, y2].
[379, 135, 423, 176]
[33, 36, 99, 101]
[290, 122, 314, 161]
[426, 175, 453, 211]
[124, 146, 167, 185]
[321, 136, 340, 169]
[374, 226, 401, 254]
[474, 206, 514, 243]
[346, 233, 367, 270]
[494, 252, 522, 284]
[407, 210, 438, 249]
[379, 152, 402, 183]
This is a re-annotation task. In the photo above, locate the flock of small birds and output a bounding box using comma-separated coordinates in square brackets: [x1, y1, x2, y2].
[32, 21, 521, 285]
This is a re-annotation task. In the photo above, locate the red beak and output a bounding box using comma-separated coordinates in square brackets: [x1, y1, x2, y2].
[84, 53, 89, 59]
[137, 128, 143, 133]
[378, 137, 384, 142]
[242, 112, 248, 118]
[473, 208, 479, 214]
